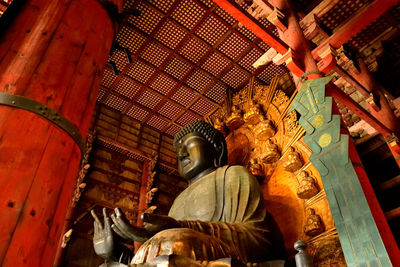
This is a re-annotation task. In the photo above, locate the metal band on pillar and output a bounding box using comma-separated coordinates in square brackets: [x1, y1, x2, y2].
[0, 93, 84, 154]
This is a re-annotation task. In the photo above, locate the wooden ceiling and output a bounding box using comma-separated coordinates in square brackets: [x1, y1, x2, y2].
[2, 0, 400, 136]
[97, 0, 291, 137]
[96, 0, 400, 137]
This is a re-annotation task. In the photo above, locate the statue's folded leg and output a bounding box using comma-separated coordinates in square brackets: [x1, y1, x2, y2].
[131, 228, 237, 265]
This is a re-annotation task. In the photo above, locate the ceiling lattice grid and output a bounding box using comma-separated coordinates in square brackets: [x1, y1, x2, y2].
[98, 0, 292, 136]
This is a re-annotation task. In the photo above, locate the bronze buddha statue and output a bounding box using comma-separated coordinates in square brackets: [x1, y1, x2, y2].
[92, 121, 285, 266]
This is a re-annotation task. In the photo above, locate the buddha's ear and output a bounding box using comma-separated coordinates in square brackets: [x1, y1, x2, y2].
[213, 140, 225, 167]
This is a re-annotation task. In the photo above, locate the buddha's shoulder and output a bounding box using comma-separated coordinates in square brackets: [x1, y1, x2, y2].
[224, 165, 251, 175]
[223, 165, 257, 183]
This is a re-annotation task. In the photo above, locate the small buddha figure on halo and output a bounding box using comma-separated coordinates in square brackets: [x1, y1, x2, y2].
[225, 105, 244, 129]
[92, 121, 285, 267]
[254, 119, 276, 141]
[304, 208, 324, 237]
[243, 100, 263, 125]
[296, 171, 319, 199]
[261, 139, 280, 164]
[249, 158, 264, 182]
[283, 146, 303, 172]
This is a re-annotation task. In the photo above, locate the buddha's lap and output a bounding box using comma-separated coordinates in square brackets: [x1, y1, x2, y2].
[132, 228, 235, 264]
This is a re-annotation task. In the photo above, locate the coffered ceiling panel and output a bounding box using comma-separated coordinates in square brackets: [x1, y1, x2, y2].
[126, 60, 157, 83]
[171, 0, 206, 30]
[320, 0, 372, 32]
[126, 104, 149, 121]
[114, 77, 142, 99]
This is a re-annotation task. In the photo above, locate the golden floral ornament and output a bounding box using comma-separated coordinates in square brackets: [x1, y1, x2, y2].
[249, 158, 264, 178]
[214, 117, 227, 137]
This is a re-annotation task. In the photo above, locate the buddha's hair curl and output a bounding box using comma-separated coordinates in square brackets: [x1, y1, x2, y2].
[174, 120, 227, 166]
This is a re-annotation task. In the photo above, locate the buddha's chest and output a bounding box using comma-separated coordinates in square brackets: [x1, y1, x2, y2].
[169, 175, 217, 222]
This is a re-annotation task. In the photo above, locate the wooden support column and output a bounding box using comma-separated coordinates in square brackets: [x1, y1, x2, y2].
[0, 0, 118, 266]
[270, 0, 321, 79]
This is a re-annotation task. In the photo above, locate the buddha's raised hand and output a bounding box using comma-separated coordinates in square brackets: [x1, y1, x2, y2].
[91, 208, 115, 260]
[110, 207, 179, 242]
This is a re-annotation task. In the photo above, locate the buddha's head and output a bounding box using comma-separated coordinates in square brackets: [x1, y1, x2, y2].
[174, 121, 227, 181]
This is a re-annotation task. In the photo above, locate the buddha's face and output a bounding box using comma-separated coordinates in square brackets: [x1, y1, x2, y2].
[176, 132, 216, 180]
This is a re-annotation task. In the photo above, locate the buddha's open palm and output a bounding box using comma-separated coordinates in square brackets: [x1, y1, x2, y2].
[110, 207, 180, 242]
[91, 208, 114, 260]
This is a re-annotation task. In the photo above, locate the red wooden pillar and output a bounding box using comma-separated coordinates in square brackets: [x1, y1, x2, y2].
[270, 0, 322, 78]
[0, 0, 119, 266]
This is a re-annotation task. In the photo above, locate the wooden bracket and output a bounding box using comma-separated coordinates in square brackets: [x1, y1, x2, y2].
[252, 47, 278, 68]
[336, 47, 360, 74]
[316, 44, 337, 74]
[271, 48, 304, 76]
[366, 92, 381, 112]
[300, 14, 329, 45]
[267, 7, 287, 32]
[385, 133, 400, 148]
[245, 0, 274, 20]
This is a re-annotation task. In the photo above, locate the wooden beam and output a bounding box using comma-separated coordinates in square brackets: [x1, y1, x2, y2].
[72, 204, 96, 225]
[326, 83, 393, 138]
[333, 65, 370, 98]
[376, 175, 400, 193]
[97, 135, 151, 160]
[385, 207, 400, 220]
[212, 0, 289, 55]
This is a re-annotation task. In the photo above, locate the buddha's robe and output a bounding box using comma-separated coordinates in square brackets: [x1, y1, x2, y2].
[132, 165, 278, 265]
